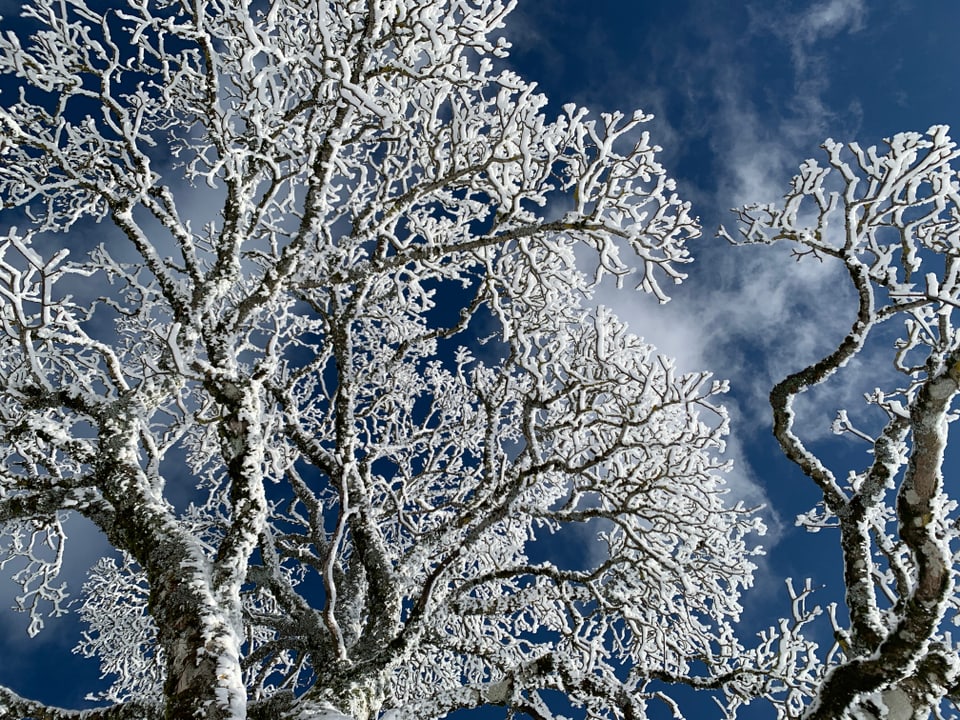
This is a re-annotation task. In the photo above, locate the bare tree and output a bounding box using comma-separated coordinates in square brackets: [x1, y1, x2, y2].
[0, 1, 764, 719]
[723, 125, 960, 719]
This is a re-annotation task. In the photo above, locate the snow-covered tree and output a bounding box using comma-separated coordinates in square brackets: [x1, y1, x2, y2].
[0, 1, 764, 719]
[723, 125, 960, 719]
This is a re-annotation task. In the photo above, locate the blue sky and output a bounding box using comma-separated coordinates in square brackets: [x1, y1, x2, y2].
[1, 0, 959, 716]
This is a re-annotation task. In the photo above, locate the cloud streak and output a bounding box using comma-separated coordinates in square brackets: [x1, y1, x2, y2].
[554, 0, 887, 562]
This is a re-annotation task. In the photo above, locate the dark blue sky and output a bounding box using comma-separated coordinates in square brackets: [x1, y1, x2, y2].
[1, 0, 958, 717]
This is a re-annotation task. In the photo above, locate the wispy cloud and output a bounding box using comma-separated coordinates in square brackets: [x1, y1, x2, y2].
[754, 0, 866, 65]
[586, 1, 884, 551]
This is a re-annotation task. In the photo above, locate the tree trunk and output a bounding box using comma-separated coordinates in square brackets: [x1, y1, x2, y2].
[149, 552, 246, 720]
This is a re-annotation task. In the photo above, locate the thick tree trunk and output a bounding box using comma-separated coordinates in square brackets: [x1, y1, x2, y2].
[116, 522, 248, 720]
[154, 574, 245, 720]
[92, 386, 266, 719]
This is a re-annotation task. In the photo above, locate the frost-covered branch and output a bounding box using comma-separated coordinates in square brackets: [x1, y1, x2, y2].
[0, 683, 160, 720]
[727, 125, 960, 718]
[0, 1, 759, 719]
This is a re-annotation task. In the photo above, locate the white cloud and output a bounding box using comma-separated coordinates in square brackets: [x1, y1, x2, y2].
[506, 0, 891, 574]
[796, 0, 866, 47]
[749, 0, 866, 73]
[699, 1, 868, 208]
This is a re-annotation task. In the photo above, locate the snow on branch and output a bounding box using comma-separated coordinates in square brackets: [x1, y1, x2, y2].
[0, 1, 758, 719]
[727, 126, 960, 719]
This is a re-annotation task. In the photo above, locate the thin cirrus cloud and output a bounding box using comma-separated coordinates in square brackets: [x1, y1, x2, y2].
[512, 0, 898, 560]
[500, 1, 876, 561]
[760, 0, 867, 63]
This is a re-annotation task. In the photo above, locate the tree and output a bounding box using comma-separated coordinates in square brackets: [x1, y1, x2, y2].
[0, 1, 765, 719]
[723, 125, 960, 719]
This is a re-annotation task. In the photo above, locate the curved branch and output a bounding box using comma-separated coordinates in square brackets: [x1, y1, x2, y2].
[769, 255, 874, 514]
